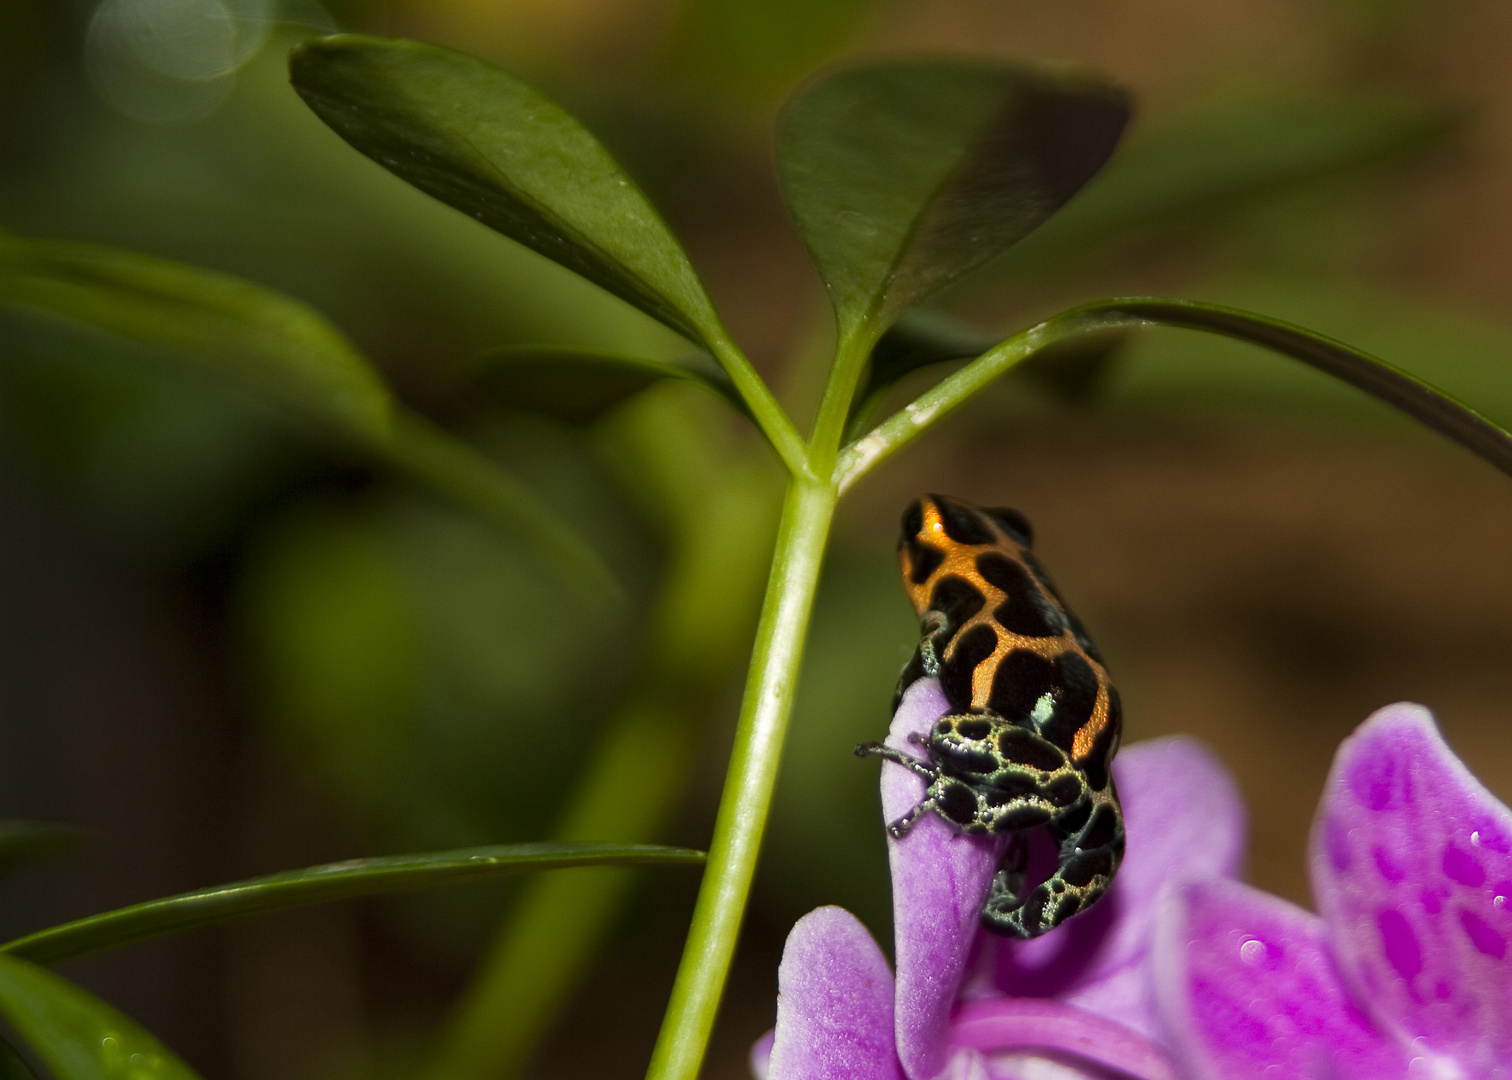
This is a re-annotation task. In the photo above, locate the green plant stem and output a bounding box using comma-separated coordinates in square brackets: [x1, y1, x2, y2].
[376, 411, 623, 602]
[806, 328, 883, 477]
[834, 297, 1512, 493]
[708, 336, 812, 478]
[644, 477, 837, 1080]
[424, 705, 697, 1080]
[422, 455, 777, 1080]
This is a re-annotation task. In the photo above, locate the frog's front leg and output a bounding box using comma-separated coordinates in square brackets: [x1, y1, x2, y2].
[855, 738, 996, 840]
[980, 783, 1125, 939]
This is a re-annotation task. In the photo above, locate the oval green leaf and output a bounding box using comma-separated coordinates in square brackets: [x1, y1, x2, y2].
[2, 843, 703, 967]
[471, 346, 745, 423]
[289, 35, 728, 356]
[778, 57, 1129, 345]
[0, 234, 617, 596]
[0, 234, 392, 442]
[0, 953, 201, 1080]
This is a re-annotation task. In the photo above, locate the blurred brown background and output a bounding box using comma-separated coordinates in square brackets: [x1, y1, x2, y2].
[3, 0, 1512, 1078]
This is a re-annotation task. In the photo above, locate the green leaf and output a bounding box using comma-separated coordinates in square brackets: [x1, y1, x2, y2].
[288, 35, 728, 356]
[0, 235, 393, 442]
[470, 346, 745, 423]
[0, 953, 201, 1080]
[777, 57, 1129, 345]
[835, 297, 1512, 493]
[2, 843, 703, 966]
[845, 310, 1127, 438]
[0, 1035, 40, 1080]
[998, 90, 1451, 276]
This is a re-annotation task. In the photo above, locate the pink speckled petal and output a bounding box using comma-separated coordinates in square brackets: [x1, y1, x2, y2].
[988, 736, 1245, 1037]
[1154, 878, 1413, 1079]
[948, 998, 1180, 1080]
[1311, 703, 1512, 1075]
[884, 679, 1004, 1080]
[767, 906, 905, 1080]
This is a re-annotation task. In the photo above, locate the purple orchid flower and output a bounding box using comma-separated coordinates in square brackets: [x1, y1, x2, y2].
[756, 684, 1512, 1080]
[1157, 702, 1512, 1078]
[754, 677, 1246, 1080]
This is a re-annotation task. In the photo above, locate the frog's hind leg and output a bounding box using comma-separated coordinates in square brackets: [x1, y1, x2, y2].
[979, 785, 1125, 939]
[855, 741, 945, 839]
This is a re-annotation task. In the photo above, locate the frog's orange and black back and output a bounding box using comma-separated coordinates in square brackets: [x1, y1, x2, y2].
[859, 494, 1125, 939]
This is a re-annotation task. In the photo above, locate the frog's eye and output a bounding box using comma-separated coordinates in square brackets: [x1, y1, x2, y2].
[981, 506, 1033, 548]
[930, 494, 995, 545]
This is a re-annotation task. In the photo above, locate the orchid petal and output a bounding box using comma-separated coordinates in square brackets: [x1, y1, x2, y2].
[1311, 702, 1512, 1074]
[949, 998, 1180, 1080]
[884, 678, 1004, 1080]
[750, 1029, 773, 1080]
[1154, 877, 1414, 1079]
[768, 906, 905, 1080]
[987, 736, 1245, 1036]
[980, 1053, 1114, 1080]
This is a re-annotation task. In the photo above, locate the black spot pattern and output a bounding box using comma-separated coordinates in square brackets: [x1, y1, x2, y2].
[929, 576, 986, 630]
[1079, 805, 1119, 850]
[996, 726, 1066, 772]
[996, 805, 1052, 829]
[981, 506, 1033, 547]
[901, 499, 924, 539]
[1046, 774, 1084, 806]
[1080, 701, 1120, 791]
[869, 494, 1124, 940]
[977, 553, 1064, 638]
[938, 781, 978, 826]
[987, 649, 1059, 721]
[955, 717, 991, 740]
[1038, 652, 1099, 748]
[931, 494, 995, 545]
[904, 538, 944, 584]
[941, 624, 998, 709]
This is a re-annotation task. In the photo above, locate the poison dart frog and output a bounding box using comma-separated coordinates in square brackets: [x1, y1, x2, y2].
[856, 494, 1124, 939]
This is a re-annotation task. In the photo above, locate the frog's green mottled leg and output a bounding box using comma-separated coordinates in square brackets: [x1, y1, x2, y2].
[979, 786, 1125, 939]
[854, 741, 936, 779]
[854, 742, 941, 838]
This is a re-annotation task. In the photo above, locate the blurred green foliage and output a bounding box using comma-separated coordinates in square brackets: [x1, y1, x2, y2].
[2, 1, 1512, 1078]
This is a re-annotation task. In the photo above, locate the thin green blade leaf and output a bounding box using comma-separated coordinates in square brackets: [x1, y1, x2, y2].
[836, 297, 1512, 492]
[471, 346, 745, 423]
[778, 57, 1129, 345]
[0, 1035, 39, 1080]
[289, 36, 727, 354]
[0, 953, 201, 1080]
[845, 310, 1127, 439]
[0, 235, 392, 441]
[2, 843, 702, 967]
